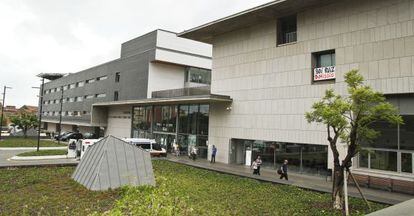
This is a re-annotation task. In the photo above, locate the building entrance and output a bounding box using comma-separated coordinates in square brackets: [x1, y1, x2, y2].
[154, 133, 176, 153]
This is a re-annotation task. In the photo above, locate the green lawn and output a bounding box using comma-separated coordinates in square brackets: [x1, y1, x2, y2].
[17, 149, 68, 157]
[0, 166, 120, 216]
[0, 161, 386, 216]
[0, 138, 65, 147]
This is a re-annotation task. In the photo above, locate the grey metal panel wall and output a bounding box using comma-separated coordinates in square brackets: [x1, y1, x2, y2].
[120, 30, 157, 59]
[42, 50, 152, 126]
[72, 135, 155, 191]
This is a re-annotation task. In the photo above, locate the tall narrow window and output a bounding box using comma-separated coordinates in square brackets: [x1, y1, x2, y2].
[312, 50, 336, 82]
[277, 15, 297, 45]
[114, 91, 119, 101]
[115, 72, 120, 83]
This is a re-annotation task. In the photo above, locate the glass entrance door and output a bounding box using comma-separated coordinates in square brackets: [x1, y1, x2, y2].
[154, 133, 176, 153]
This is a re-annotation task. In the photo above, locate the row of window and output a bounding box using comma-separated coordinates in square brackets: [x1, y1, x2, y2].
[43, 93, 106, 105]
[43, 110, 90, 117]
[43, 72, 121, 95]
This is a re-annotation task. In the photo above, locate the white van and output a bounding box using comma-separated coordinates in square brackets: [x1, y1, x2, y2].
[122, 138, 167, 157]
[79, 138, 102, 159]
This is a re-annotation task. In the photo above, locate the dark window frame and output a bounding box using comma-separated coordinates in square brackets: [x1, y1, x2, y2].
[277, 15, 297, 45]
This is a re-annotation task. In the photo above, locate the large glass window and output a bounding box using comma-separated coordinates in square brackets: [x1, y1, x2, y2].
[231, 139, 328, 175]
[133, 106, 152, 132]
[198, 105, 209, 135]
[179, 105, 189, 133]
[400, 116, 414, 150]
[153, 106, 177, 133]
[185, 67, 211, 84]
[401, 153, 413, 173]
[370, 151, 397, 172]
[188, 105, 198, 134]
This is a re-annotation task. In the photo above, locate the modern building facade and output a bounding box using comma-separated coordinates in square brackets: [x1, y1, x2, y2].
[179, 0, 414, 193]
[41, 29, 215, 137]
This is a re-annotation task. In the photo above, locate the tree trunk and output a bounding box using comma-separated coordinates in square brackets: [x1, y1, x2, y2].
[332, 165, 344, 210]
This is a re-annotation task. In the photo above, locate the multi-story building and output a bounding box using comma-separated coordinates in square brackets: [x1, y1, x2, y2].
[41, 29, 215, 138]
[40, 0, 414, 194]
[178, 0, 414, 193]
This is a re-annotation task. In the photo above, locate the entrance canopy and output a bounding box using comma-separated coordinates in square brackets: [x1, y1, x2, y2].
[91, 94, 232, 126]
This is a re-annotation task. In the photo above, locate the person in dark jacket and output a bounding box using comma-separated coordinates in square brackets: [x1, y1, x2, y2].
[211, 145, 217, 163]
[279, 160, 288, 180]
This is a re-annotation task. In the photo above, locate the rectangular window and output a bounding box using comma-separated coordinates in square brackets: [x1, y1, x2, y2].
[114, 91, 119, 101]
[76, 81, 84, 87]
[400, 115, 414, 150]
[69, 83, 76, 89]
[63, 86, 68, 90]
[96, 93, 106, 98]
[97, 76, 107, 81]
[84, 95, 94, 99]
[312, 50, 336, 82]
[115, 72, 120, 83]
[401, 153, 413, 173]
[370, 150, 398, 172]
[277, 15, 297, 45]
[185, 67, 211, 84]
[86, 78, 95, 84]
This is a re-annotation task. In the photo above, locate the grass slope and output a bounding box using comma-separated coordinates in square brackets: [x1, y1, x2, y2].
[17, 149, 68, 157]
[0, 138, 65, 147]
[0, 166, 120, 216]
[108, 160, 386, 216]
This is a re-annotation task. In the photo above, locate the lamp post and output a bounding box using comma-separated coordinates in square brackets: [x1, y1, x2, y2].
[0, 86, 12, 141]
[58, 86, 64, 145]
[32, 78, 45, 151]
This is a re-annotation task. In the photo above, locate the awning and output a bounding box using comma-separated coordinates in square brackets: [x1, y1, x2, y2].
[92, 94, 232, 107]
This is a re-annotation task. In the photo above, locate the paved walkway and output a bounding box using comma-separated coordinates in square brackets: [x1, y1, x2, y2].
[0, 149, 78, 168]
[166, 156, 413, 205]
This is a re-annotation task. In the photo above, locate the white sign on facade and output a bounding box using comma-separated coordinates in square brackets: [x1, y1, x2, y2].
[245, 150, 252, 166]
[313, 66, 335, 81]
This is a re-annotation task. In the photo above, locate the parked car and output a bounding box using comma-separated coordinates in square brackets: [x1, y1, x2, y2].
[54, 131, 71, 140]
[82, 132, 99, 139]
[122, 138, 167, 157]
[60, 132, 83, 141]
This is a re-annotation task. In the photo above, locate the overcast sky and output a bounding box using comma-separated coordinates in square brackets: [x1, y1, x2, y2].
[0, 0, 272, 107]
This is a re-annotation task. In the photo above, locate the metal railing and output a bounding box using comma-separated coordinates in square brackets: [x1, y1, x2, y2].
[151, 86, 211, 98]
[279, 31, 297, 44]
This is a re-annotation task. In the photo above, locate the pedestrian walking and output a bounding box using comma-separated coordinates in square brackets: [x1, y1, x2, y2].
[211, 145, 217, 163]
[251, 159, 259, 175]
[256, 156, 262, 175]
[279, 159, 289, 180]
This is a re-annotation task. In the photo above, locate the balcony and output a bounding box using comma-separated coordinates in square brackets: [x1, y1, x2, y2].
[151, 86, 211, 99]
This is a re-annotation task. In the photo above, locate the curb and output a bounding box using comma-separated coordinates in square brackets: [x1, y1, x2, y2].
[0, 147, 67, 151]
[10, 155, 74, 161]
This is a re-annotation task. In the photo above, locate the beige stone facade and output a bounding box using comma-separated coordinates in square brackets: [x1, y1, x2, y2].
[203, 0, 414, 171]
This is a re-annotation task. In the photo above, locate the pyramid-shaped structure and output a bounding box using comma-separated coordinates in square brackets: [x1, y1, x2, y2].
[72, 135, 155, 191]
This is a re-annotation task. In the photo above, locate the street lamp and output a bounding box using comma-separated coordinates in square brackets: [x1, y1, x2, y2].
[57, 86, 64, 145]
[0, 86, 12, 141]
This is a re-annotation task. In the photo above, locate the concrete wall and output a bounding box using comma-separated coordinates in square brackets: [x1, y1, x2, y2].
[147, 62, 186, 98]
[208, 0, 414, 166]
[105, 105, 132, 138]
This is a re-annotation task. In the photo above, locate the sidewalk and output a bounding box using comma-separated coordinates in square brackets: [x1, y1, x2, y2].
[166, 156, 413, 205]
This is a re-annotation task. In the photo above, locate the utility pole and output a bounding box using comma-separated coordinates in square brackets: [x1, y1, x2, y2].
[58, 86, 64, 145]
[0, 86, 12, 141]
[35, 78, 45, 151]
